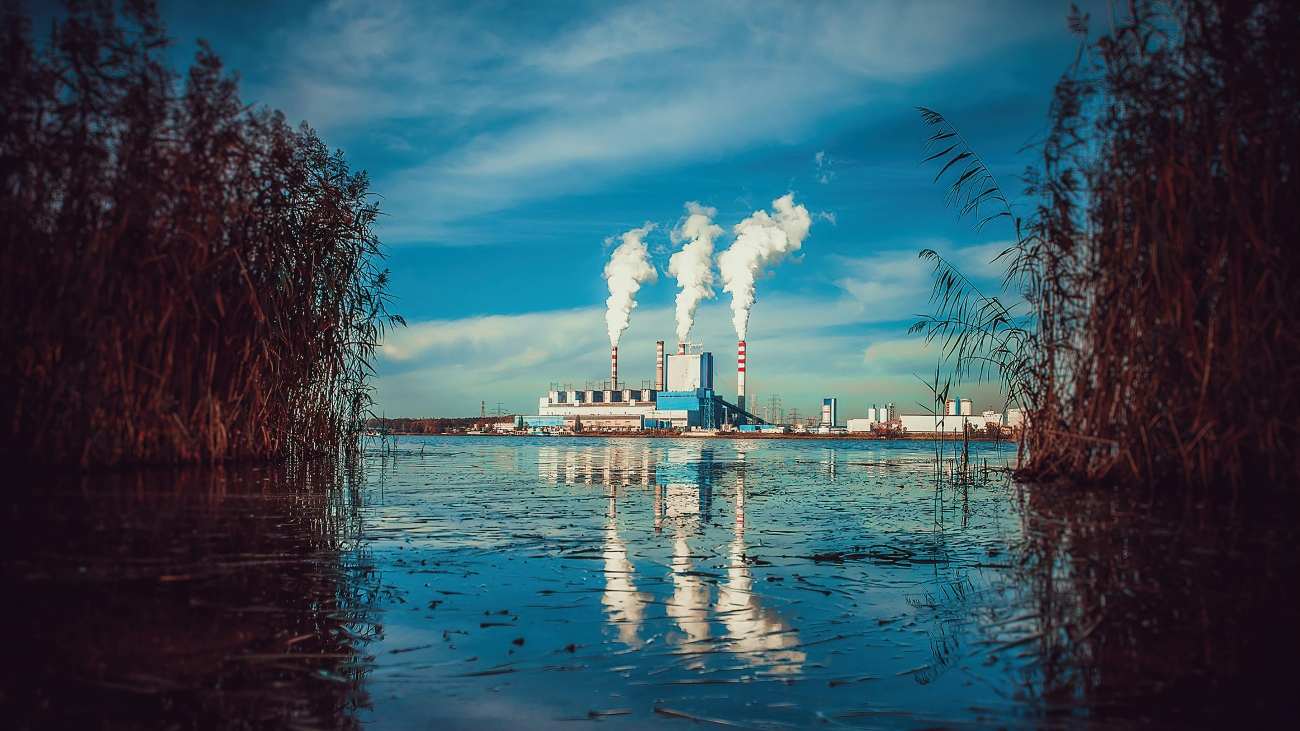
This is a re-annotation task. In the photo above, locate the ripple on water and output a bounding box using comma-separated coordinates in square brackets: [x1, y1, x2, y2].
[5, 436, 1295, 728]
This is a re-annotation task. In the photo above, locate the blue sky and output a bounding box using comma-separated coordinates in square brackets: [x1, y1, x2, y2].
[155, 0, 1090, 418]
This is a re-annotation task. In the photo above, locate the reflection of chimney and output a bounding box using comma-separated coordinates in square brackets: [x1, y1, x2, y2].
[611, 346, 618, 389]
[655, 340, 665, 391]
[653, 484, 663, 533]
[737, 340, 747, 411]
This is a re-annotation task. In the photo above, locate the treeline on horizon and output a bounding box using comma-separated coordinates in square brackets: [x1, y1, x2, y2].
[0, 1, 399, 467]
[916, 0, 1299, 492]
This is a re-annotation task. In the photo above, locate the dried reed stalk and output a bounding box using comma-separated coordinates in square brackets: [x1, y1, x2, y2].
[913, 0, 1299, 492]
[0, 2, 401, 467]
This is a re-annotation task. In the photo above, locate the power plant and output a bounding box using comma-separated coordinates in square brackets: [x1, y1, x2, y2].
[530, 340, 760, 432]
[439, 193, 1029, 438]
[497, 193, 1020, 437]
[513, 195, 813, 434]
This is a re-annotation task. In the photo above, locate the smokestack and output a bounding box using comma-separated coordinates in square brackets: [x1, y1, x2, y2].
[655, 341, 665, 391]
[611, 346, 618, 389]
[737, 340, 746, 412]
[677, 342, 687, 355]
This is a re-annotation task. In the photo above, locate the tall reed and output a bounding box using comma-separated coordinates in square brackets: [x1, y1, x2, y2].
[0, 2, 401, 467]
[912, 0, 1300, 492]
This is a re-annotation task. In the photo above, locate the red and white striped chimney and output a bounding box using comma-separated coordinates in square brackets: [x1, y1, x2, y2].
[737, 340, 747, 412]
[677, 342, 687, 355]
[654, 340, 665, 391]
[610, 346, 618, 389]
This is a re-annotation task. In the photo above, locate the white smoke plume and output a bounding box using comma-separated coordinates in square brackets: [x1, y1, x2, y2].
[668, 202, 723, 344]
[604, 223, 658, 347]
[716, 193, 812, 340]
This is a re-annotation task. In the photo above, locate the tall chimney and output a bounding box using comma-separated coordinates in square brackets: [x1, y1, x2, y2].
[655, 340, 665, 391]
[737, 340, 747, 412]
[677, 342, 687, 355]
[610, 346, 618, 389]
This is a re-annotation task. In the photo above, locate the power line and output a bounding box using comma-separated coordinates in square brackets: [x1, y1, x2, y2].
[765, 394, 783, 424]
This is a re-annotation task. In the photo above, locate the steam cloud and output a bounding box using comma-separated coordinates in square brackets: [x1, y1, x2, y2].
[668, 202, 722, 344]
[604, 223, 658, 346]
[717, 193, 812, 340]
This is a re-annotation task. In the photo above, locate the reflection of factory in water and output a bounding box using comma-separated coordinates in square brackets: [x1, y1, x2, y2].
[537, 444, 804, 671]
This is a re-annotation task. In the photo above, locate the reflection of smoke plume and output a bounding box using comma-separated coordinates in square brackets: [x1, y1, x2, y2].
[716, 194, 812, 339]
[668, 519, 711, 644]
[668, 203, 722, 344]
[718, 462, 805, 673]
[602, 491, 649, 647]
[604, 223, 657, 346]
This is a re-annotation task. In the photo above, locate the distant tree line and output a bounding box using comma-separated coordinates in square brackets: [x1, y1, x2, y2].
[913, 0, 1299, 492]
[0, 1, 401, 466]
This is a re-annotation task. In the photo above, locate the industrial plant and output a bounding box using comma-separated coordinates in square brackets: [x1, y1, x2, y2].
[849, 398, 1024, 436]
[500, 345, 1024, 437]
[486, 193, 1022, 438]
[506, 195, 808, 435]
[525, 340, 761, 432]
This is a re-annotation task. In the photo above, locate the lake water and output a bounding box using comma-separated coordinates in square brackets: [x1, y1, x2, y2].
[4, 436, 1294, 728]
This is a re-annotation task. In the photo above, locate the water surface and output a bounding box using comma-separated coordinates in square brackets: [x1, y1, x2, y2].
[4, 437, 1294, 728]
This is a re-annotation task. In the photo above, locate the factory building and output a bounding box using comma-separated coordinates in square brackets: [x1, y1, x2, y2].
[665, 349, 713, 391]
[531, 341, 759, 431]
[820, 397, 838, 427]
[896, 403, 1022, 434]
[899, 413, 982, 434]
[737, 424, 790, 434]
[847, 402, 895, 433]
[1005, 408, 1025, 428]
[943, 398, 977, 416]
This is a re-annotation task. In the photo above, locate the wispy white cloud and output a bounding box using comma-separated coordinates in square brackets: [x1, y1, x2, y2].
[256, 0, 1061, 242]
[814, 150, 835, 184]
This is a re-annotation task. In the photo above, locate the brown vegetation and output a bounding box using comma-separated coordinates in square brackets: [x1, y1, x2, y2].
[1013, 481, 1297, 721]
[913, 0, 1299, 492]
[4, 459, 378, 727]
[0, 2, 400, 467]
